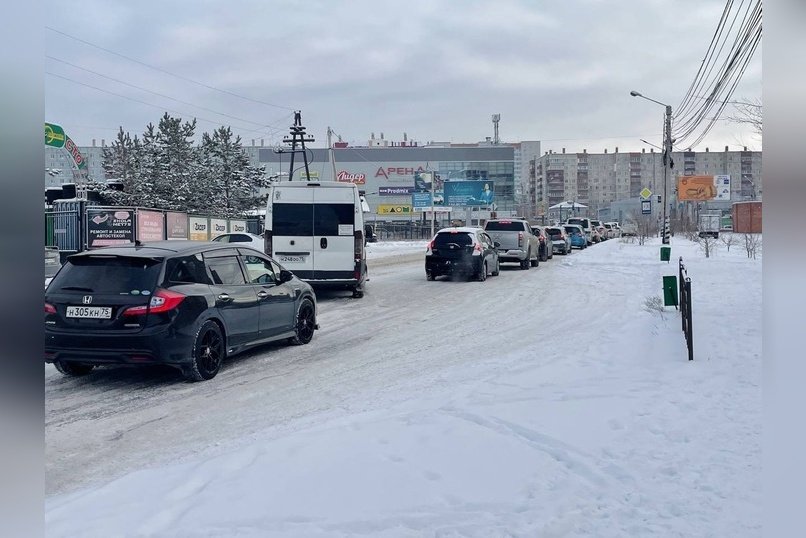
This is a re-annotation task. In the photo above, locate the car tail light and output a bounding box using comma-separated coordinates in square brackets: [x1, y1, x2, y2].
[354, 230, 364, 263]
[518, 231, 523, 247]
[472, 242, 482, 255]
[123, 289, 185, 316]
[45, 303, 56, 314]
[426, 239, 435, 255]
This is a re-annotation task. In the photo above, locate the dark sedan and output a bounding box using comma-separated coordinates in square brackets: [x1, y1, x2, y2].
[45, 241, 318, 381]
[425, 227, 500, 281]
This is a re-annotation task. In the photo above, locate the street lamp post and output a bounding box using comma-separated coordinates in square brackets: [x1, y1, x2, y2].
[631, 90, 672, 244]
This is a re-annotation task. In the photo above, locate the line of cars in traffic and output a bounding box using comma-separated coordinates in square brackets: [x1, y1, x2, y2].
[424, 217, 623, 282]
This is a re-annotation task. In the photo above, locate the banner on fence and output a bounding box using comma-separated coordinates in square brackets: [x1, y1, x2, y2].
[209, 218, 228, 238]
[86, 208, 134, 248]
[136, 209, 165, 241]
[166, 211, 188, 239]
[229, 220, 247, 233]
[189, 216, 209, 241]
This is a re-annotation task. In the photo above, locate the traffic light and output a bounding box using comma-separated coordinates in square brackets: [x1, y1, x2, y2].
[657, 195, 662, 204]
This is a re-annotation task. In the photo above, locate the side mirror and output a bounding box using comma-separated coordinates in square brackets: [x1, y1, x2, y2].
[279, 269, 294, 283]
[494, 241, 501, 248]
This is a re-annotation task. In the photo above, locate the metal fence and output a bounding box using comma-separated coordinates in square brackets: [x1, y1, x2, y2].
[679, 256, 694, 361]
[45, 210, 82, 253]
[371, 221, 441, 241]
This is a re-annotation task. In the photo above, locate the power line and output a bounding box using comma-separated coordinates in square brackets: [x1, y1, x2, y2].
[46, 26, 295, 112]
[46, 71, 291, 138]
[47, 55, 289, 136]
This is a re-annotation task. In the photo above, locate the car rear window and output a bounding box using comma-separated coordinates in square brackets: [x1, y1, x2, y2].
[50, 255, 163, 294]
[273, 203, 313, 236]
[434, 232, 474, 247]
[546, 228, 562, 238]
[567, 218, 586, 227]
[564, 226, 580, 234]
[313, 204, 355, 236]
[484, 221, 525, 231]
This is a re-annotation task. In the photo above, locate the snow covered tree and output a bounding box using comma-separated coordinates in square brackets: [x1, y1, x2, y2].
[198, 126, 267, 217]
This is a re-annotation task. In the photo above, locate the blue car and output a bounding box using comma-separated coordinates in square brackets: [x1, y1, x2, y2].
[563, 224, 587, 249]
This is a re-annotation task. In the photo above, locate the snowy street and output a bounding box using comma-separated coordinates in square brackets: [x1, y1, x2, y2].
[45, 237, 762, 537]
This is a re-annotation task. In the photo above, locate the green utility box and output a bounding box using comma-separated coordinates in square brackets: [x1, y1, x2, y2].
[663, 275, 678, 307]
[660, 245, 672, 262]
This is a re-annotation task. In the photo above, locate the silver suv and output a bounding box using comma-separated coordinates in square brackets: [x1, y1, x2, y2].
[483, 218, 539, 269]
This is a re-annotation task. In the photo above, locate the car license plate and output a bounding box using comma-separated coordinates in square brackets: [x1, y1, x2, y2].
[279, 255, 305, 263]
[66, 306, 112, 319]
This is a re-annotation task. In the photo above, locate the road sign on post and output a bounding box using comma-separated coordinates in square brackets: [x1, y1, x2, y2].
[45, 123, 66, 148]
[640, 187, 652, 200]
[641, 200, 651, 215]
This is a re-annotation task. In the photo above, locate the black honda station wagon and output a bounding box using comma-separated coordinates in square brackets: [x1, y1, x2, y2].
[45, 241, 318, 381]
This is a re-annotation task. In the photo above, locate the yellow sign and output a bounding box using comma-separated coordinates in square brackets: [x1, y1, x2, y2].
[640, 187, 652, 199]
[377, 204, 413, 215]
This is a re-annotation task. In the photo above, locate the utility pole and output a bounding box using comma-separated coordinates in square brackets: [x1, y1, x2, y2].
[662, 105, 672, 244]
[278, 111, 315, 181]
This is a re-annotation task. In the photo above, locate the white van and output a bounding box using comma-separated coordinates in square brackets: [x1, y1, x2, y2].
[265, 182, 368, 298]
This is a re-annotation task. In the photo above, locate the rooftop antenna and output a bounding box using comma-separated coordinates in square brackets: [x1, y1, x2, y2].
[492, 114, 501, 145]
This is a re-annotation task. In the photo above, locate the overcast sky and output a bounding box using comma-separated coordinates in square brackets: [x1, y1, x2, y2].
[45, 0, 762, 154]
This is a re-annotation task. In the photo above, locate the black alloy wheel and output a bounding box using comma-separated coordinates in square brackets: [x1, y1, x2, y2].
[291, 299, 316, 345]
[186, 321, 225, 381]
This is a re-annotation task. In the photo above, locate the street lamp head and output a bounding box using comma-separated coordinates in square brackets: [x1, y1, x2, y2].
[630, 90, 641, 97]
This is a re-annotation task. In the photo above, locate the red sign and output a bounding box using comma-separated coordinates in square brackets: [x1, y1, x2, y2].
[336, 171, 366, 184]
[374, 166, 426, 179]
[136, 210, 165, 241]
[64, 136, 86, 169]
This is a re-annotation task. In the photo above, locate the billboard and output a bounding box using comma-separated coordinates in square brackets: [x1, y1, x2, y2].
[444, 180, 495, 207]
[136, 209, 165, 241]
[414, 171, 434, 193]
[412, 192, 432, 209]
[189, 217, 209, 241]
[86, 208, 134, 248]
[715, 174, 731, 201]
[166, 211, 188, 239]
[677, 175, 717, 201]
[209, 218, 228, 238]
[229, 220, 248, 233]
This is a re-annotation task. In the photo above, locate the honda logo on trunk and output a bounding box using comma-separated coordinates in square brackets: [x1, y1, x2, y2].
[82, 296, 93, 304]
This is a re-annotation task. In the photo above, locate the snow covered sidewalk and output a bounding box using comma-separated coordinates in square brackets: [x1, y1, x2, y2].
[45, 236, 762, 537]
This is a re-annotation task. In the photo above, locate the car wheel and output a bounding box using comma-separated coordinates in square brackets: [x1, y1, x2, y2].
[426, 271, 436, 281]
[521, 252, 530, 270]
[491, 259, 500, 276]
[290, 298, 316, 345]
[477, 262, 487, 282]
[54, 361, 95, 377]
[185, 320, 225, 382]
[352, 287, 364, 299]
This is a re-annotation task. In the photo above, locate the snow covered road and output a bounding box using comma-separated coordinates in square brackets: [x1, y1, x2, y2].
[45, 237, 762, 536]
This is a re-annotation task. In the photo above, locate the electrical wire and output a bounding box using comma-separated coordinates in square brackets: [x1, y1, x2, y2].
[46, 26, 294, 112]
[46, 71, 290, 138]
[47, 55, 290, 136]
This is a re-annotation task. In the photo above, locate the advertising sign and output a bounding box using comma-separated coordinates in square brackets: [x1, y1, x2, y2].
[379, 186, 414, 196]
[677, 175, 717, 201]
[229, 220, 247, 233]
[64, 136, 87, 170]
[166, 211, 188, 239]
[45, 122, 66, 148]
[412, 192, 432, 208]
[209, 218, 228, 238]
[336, 171, 366, 184]
[189, 216, 209, 241]
[715, 174, 731, 201]
[414, 171, 434, 193]
[86, 208, 134, 248]
[377, 204, 413, 215]
[136, 209, 165, 241]
[444, 180, 495, 207]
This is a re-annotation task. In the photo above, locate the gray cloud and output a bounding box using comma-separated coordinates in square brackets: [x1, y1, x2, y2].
[45, 0, 762, 152]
